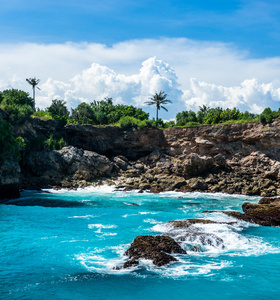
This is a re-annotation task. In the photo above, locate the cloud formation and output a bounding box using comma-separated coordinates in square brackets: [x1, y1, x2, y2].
[1, 38, 280, 118]
[184, 78, 280, 114]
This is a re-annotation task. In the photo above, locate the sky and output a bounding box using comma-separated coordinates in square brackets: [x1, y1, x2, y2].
[1, 0, 280, 119]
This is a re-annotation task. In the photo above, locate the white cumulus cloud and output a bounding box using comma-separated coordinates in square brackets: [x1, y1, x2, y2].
[184, 78, 280, 113]
[1, 38, 280, 118]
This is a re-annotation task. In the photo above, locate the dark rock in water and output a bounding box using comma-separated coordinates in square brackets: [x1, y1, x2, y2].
[124, 235, 186, 268]
[216, 197, 280, 227]
[124, 202, 139, 206]
[258, 197, 280, 205]
[167, 219, 235, 228]
[3, 198, 85, 208]
[165, 219, 226, 251]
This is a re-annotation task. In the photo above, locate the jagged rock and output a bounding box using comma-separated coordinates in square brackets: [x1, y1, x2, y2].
[184, 153, 214, 176]
[21, 146, 114, 189]
[123, 235, 186, 268]
[167, 219, 235, 227]
[224, 197, 280, 226]
[149, 186, 164, 193]
[163, 219, 226, 252]
[112, 156, 129, 171]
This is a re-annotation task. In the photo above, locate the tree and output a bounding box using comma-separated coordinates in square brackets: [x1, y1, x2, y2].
[47, 99, 70, 122]
[26, 77, 40, 109]
[71, 102, 95, 124]
[145, 91, 172, 120]
[0, 89, 34, 123]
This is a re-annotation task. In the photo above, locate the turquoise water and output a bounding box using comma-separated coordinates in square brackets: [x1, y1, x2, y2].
[1, 187, 280, 300]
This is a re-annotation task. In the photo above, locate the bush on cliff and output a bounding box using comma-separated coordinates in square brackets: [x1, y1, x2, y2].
[44, 135, 67, 151]
[0, 116, 25, 162]
[47, 99, 70, 123]
[0, 89, 35, 124]
[259, 108, 279, 124]
[32, 109, 53, 120]
[176, 106, 259, 127]
[117, 116, 155, 130]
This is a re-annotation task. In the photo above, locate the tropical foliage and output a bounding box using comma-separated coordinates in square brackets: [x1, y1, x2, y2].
[0, 89, 35, 123]
[176, 106, 260, 126]
[0, 115, 25, 162]
[145, 91, 172, 120]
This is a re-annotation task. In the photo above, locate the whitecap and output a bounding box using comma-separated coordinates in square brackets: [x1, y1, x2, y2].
[88, 224, 117, 229]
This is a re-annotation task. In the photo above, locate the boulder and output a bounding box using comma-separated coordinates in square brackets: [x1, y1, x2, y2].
[124, 235, 186, 268]
[224, 197, 280, 226]
[184, 153, 214, 176]
[22, 146, 114, 188]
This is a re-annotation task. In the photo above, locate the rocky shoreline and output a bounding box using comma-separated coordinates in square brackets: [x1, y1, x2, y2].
[1, 117, 280, 200]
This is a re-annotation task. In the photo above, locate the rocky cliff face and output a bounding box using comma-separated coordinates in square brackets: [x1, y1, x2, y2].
[0, 160, 20, 202]
[15, 118, 280, 196]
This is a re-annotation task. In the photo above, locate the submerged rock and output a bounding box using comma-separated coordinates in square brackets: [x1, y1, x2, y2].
[167, 219, 235, 228]
[123, 235, 186, 268]
[165, 219, 226, 252]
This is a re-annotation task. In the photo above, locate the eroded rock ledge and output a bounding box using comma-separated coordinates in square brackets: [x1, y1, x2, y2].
[13, 117, 280, 197]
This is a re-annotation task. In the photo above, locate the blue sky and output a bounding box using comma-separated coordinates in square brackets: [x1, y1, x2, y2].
[1, 0, 280, 118]
[1, 0, 280, 57]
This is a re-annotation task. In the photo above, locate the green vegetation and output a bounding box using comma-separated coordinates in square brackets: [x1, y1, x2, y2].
[0, 88, 280, 133]
[44, 135, 67, 151]
[259, 107, 280, 125]
[176, 106, 260, 127]
[47, 99, 70, 123]
[69, 98, 149, 125]
[145, 90, 172, 121]
[0, 115, 25, 163]
[0, 89, 35, 123]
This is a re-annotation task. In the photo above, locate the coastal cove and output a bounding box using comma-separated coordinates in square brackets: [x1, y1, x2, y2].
[1, 188, 280, 299]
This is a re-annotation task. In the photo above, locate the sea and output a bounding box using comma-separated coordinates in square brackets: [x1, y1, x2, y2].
[1, 187, 280, 300]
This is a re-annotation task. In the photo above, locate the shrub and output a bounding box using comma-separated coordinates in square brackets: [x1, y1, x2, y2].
[47, 99, 69, 123]
[260, 107, 279, 124]
[32, 109, 53, 120]
[0, 116, 25, 162]
[44, 135, 67, 151]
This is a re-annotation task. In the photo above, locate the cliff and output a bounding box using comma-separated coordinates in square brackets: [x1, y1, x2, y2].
[11, 117, 280, 196]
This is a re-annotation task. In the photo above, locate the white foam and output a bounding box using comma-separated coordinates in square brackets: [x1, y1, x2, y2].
[88, 224, 117, 229]
[43, 185, 117, 194]
[143, 218, 162, 225]
[151, 219, 280, 257]
[68, 214, 97, 219]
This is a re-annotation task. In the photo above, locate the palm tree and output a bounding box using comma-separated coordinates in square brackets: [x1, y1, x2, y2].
[145, 91, 172, 121]
[26, 77, 41, 109]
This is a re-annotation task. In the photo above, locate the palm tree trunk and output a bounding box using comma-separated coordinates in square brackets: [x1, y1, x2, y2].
[33, 87, 35, 109]
[156, 108, 158, 121]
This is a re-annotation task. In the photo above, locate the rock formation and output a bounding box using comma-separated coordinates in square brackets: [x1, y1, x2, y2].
[123, 235, 186, 268]
[21, 146, 116, 189]
[223, 197, 280, 226]
[0, 160, 20, 202]
[6, 116, 280, 196]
